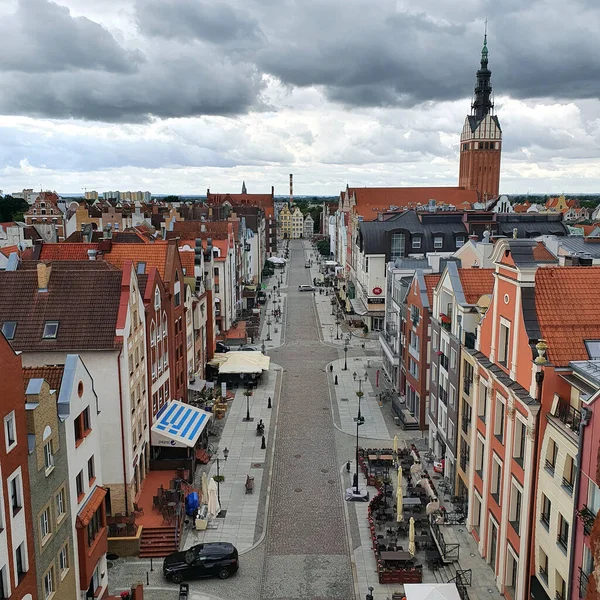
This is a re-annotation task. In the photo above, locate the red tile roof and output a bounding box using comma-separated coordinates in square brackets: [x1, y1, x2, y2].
[572, 224, 596, 236]
[535, 266, 600, 366]
[178, 249, 194, 275]
[424, 274, 441, 307]
[513, 202, 530, 213]
[532, 242, 556, 262]
[458, 268, 495, 304]
[170, 220, 238, 240]
[348, 187, 479, 219]
[0, 267, 123, 351]
[102, 243, 170, 278]
[39, 243, 99, 261]
[22, 365, 65, 392]
[76, 486, 107, 527]
[0, 245, 19, 258]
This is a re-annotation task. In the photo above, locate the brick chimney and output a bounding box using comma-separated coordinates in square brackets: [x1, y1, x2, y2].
[37, 262, 51, 291]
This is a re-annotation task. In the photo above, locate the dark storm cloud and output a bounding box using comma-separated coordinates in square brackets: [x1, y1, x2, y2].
[136, 0, 265, 48]
[1, 0, 599, 123]
[0, 0, 140, 73]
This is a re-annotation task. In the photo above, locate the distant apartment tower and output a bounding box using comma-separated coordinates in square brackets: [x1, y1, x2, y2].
[458, 32, 502, 201]
[84, 190, 99, 200]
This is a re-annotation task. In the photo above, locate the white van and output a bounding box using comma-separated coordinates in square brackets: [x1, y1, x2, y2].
[298, 285, 315, 292]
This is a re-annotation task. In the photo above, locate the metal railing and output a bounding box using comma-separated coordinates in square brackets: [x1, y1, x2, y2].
[539, 566, 548, 584]
[557, 533, 568, 552]
[463, 377, 472, 395]
[576, 505, 596, 536]
[430, 518, 460, 562]
[461, 414, 470, 434]
[440, 353, 449, 370]
[579, 567, 590, 599]
[552, 397, 582, 433]
[562, 477, 574, 495]
[545, 459, 555, 474]
[449, 569, 472, 600]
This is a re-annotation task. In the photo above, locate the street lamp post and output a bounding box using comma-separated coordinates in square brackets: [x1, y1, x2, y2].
[331, 298, 335, 315]
[353, 371, 368, 422]
[329, 326, 333, 344]
[343, 340, 349, 371]
[215, 446, 229, 510]
[267, 317, 272, 341]
[335, 316, 341, 340]
[243, 387, 253, 422]
[355, 415, 364, 494]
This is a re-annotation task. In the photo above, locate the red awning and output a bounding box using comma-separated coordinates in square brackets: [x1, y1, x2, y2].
[76, 486, 107, 528]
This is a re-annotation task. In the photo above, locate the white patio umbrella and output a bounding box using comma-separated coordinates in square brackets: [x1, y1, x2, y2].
[408, 517, 416, 556]
[207, 478, 220, 518]
[201, 472, 209, 504]
[396, 466, 403, 522]
[393, 435, 398, 455]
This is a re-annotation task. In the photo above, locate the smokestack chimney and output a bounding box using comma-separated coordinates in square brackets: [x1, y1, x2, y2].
[37, 263, 51, 292]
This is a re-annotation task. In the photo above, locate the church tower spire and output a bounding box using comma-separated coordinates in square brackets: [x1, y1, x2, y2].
[241, 181, 247, 194]
[471, 25, 494, 122]
[458, 24, 502, 201]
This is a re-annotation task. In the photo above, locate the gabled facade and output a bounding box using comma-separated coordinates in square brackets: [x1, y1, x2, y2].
[24, 192, 66, 242]
[0, 335, 37, 600]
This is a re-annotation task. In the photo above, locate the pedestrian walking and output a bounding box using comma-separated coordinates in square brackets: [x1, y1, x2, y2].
[346, 461, 351, 473]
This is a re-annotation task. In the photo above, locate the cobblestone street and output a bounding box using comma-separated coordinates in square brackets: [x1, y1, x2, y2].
[261, 241, 354, 599]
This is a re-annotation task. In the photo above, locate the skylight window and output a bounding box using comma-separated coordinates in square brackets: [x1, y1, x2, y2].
[43, 322, 59, 339]
[136, 262, 146, 275]
[2, 321, 16, 340]
[585, 340, 600, 360]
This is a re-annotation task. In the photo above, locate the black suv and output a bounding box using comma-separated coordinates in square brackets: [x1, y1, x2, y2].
[163, 542, 239, 583]
[216, 341, 230, 353]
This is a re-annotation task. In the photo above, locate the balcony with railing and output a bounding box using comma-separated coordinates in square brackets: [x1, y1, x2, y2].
[576, 505, 596, 536]
[579, 567, 590, 599]
[461, 413, 471, 434]
[459, 450, 469, 472]
[440, 353, 449, 371]
[463, 377, 472, 396]
[379, 329, 400, 364]
[439, 387, 449, 405]
[551, 396, 582, 434]
[440, 313, 451, 332]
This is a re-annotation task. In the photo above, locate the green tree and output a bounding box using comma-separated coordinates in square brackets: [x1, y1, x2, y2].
[0, 195, 29, 222]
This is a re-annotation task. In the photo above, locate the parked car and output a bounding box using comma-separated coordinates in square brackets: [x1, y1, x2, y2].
[216, 342, 230, 353]
[305, 261, 311, 268]
[238, 346, 258, 351]
[298, 284, 315, 292]
[163, 543, 239, 584]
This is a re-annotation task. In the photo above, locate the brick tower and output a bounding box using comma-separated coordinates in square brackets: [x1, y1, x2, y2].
[458, 31, 502, 201]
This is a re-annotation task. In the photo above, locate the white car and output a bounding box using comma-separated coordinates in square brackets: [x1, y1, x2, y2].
[298, 285, 315, 292]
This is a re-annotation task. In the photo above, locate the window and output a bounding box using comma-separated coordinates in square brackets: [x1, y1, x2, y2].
[478, 382, 488, 422]
[76, 471, 84, 500]
[9, 474, 22, 515]
[450, 348, 457, 370]
[506, 550, 518, 595]
[409, 358, 419, 380]
[16, 542, 26, 580]
[455, 235, 465, 248]
[432, 331, 438, 351]
[4, 411, 16, 450]
[491, 455, 502, 504]
[584, 340, 600, 359]
[509, 481, 522, 534]
[390, 232, 405, 260]
[449, 385, 456, 411]
[438, 403, 447, 434]
[82, 407, 90, 432]
[136, 262, 146, 275]
[494, 397, 505, 442]
[556, 573, 566, 600]
[40, 507, 51, 541]
[152, 392, 158, 414]
[0, 564, 8, 598]
[541, 494, 551, 528]
[434, 236, 443, 249]
[563, 454, 574, 494]
[44, 441, 54, 472]
[59, 543, 69, 574]
[88, 456, 95, 484]
[514, 420, 526, 466]
[42, 321, 59, 339]
[44, 566, 54, 599]
[588, 480, 600, 515]
[472, 493, 482, 533]
[56, 489, 65, 520]
[539, 548, 548, 583]
[87, 508, 102, 546]
[557, 513, 569, 551]
[1, 321, 16, 340]
[213, 267, 219, 276]
[546, 439, 558, 473]
[498, 321, 510, 366]
[448, 420, 455, 445]
[154, 288, 161, 309]
[128, 353, 134, 374]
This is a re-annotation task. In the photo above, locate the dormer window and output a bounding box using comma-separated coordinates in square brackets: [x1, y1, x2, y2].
[585, 340, 600, 360]
[455, 235, 465, 248]
[136, 262, 146, 275]
[434, 236, 443, 249]
[412, 237, 422, 249]
[2, 321, 16, 340]
[43, 321, 59, 339]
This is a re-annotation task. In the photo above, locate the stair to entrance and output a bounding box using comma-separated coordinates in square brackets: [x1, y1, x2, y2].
[139, 526, 179, 558]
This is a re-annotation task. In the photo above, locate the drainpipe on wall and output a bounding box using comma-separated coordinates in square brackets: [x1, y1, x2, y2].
[567, 409, 589, 600]
[526, 369, 544, 600]
[117, 347, 129, 515]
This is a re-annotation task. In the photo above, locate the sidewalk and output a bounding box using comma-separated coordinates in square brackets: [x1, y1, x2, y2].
[182, 363, 280, 554]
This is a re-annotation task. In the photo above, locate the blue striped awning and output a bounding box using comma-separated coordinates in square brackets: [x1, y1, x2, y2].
[151, 400, 212, 448]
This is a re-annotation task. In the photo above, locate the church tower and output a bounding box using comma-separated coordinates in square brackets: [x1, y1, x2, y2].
[458, 30, 502, 201]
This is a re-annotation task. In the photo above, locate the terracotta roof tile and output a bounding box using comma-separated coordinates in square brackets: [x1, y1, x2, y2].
[348, 187, 479, 219]
[423, 274, 441, 307]
[0, 268, 123, 352]
[178, 249, 194, 275]
[76, 486, 107, 527]
[0, 245, 19, 258]
[22, 365, 65, 392]
[458, 268, 495, 304]
[535, 267, 600, 366]
[102, 243, 169, 278]
[532, 243, 556, 262]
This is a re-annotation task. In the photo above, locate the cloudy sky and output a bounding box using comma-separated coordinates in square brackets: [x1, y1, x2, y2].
[0, 0, 599, 195]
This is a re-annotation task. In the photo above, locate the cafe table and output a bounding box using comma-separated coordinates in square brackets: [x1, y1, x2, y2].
[403, 497, 422, 506]
[380, 551, 413, 562]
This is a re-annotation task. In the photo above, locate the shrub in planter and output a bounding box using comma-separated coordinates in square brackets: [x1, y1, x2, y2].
[213, 475, 225, 483]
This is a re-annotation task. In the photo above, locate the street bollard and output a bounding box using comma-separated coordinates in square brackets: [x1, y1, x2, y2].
[150, 557, 153, 572]
[261, 435, 266, 450]
[268, 396, 272, 409]
[334, 375, 338, 385]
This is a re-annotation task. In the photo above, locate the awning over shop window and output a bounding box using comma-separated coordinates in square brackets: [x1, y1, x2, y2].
[350, 298, 368, 316]
[208, 351, 270, 374]
[151, 400, 212, 448]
